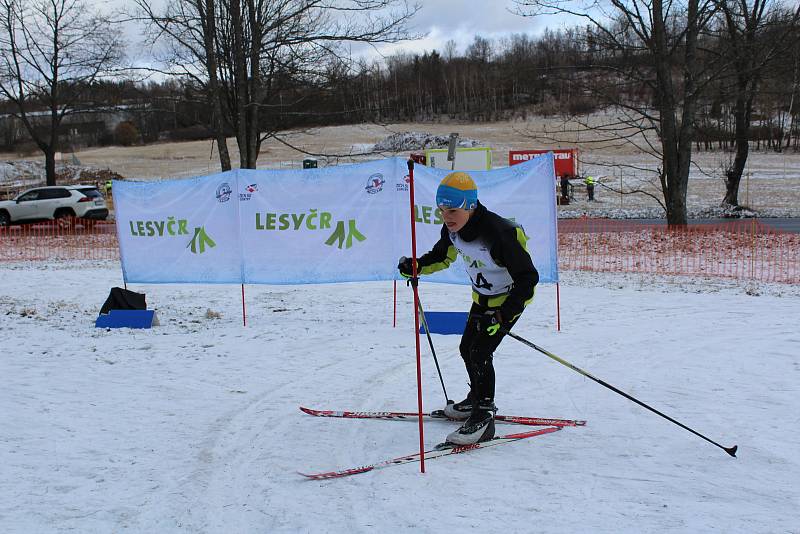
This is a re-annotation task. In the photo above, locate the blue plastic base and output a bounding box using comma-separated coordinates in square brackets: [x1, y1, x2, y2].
[419, 311, 468, 335]
[95, 309, 156, 329]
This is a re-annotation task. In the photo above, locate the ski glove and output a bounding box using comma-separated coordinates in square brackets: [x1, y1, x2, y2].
[397, 256, 417, 278]
[477, 310, 505, 336]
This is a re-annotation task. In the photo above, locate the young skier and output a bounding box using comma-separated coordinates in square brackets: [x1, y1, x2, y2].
[398, 171, 539, 445]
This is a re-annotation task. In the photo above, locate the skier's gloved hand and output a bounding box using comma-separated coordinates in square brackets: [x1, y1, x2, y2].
[397, 256, 417, 279]
[477, 310, 504, 336]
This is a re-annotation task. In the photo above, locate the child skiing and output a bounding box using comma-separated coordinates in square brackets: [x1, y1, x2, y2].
[398, 171, 538, 445]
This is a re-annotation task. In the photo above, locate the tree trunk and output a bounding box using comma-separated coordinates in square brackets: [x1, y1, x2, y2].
[661, 127, 689, 226]
[673, 0, 700, 226]
[653, 0, 691, 226]
[230, 0, 250, 168]
[245, 0, 260, 169]
[723, 88, 754, 206]
[44, 147, 57, 187]
[228, 0, 248, 169]
[200, 0, 232, 171]
[786, 56, 799, 150]
[211, 110, 232, 172]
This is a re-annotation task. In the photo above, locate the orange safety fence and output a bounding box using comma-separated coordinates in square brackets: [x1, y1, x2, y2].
[558, 218, 800, 284]
[0, 218, 119, 261]
[1, 217, 798, 284]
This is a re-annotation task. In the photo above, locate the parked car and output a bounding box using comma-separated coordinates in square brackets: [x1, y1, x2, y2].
[0, 185, 109, 226]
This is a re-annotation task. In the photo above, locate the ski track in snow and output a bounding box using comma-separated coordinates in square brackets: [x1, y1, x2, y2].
[1, 261, 798, 533]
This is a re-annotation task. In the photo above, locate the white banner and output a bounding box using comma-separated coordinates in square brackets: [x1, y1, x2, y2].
[114, 155, 558, 285]
[397, 154, 559, 285]
[238, 159, 403, 284]
[114, 172, 242, 283]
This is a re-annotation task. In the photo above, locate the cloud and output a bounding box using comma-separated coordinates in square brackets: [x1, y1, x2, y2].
[354, 1, 579, 60]
[120, 0, 582, 68]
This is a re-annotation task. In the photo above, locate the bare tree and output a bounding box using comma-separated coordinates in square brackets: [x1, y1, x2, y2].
[515, 0, 719, 225]
[135, 0, 419, 171]
[443, 39, 457, 61]
[715, 0, 800, 207]
[466, 35, 492, 63]
[0, 0, 123, 185]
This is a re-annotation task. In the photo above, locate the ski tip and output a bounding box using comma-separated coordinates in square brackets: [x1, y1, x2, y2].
[504, 426, 561, 439]
[298, 465, 374, 480]
[299, 471, 342, 481]
[725, 445, 738, 458]
[299, 406, 315, 415]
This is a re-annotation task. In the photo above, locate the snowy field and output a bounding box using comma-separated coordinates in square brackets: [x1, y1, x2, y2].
[1, 261, 799, 533]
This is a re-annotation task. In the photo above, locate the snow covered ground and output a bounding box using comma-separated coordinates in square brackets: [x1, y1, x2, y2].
[1, 261, 799, 533]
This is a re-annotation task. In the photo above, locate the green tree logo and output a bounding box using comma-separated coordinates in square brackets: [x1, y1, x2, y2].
[325, 220, 366, 249]
[187, 226, 217, 254]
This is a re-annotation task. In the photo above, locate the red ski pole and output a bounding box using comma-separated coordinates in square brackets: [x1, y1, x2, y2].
[407, 158, 426, 473]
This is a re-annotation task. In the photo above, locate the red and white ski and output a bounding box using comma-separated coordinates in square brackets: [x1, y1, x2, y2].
[300, 406, 586, 427]
[299, 426, 561, 480]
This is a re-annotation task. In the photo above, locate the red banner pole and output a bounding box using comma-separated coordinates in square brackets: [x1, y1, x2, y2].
[556, 282, 561, 332]
[241, 284, 247, 327]
[407, 159, 426, 473]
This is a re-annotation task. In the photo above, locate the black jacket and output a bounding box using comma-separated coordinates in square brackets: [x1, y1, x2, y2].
[417, 202, 539, 321]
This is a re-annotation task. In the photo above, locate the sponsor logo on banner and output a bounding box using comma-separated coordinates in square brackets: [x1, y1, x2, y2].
[511, 152, 572, 162]
[186, 226, 216, 254]
[240, 183, 258, 201]
[414, 204, 443, 225]
[365, 173, 385, 194]
[216, 183, 232, 202]
[508, 149, 577, 178]
[254, 209, 367, 250]
[127, 217, 216, 254]
[396, 174, 410, 192]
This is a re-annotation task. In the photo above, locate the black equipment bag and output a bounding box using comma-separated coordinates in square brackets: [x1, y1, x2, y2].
[100, 287, 147, 315]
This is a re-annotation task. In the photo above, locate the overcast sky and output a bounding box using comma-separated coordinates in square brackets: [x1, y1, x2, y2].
[363, 0, 560, 59]
[121, 1, 578, 68]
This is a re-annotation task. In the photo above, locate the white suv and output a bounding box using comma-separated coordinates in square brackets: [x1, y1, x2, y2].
[0, 185, 109, 226]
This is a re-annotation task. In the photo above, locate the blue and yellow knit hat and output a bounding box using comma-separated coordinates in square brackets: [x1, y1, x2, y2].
[436, 172, 478, 210]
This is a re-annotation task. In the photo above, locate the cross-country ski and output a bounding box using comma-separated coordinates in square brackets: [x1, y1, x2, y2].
[300, 426, 562, 480]
[299, 406, 587, 427]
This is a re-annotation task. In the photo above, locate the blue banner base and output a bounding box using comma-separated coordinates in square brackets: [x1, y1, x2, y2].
[96, 310, 157, 329]
[419, 311, 468, 335]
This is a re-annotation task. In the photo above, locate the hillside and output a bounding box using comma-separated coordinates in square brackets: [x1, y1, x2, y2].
[2, 118, 799, 217]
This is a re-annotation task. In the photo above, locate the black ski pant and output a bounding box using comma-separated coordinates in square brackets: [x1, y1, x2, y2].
[458, 302, 519, 405]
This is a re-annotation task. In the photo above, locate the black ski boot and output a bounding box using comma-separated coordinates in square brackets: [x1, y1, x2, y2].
[445, 401, 497, 445]
[443, 392, 475, 421]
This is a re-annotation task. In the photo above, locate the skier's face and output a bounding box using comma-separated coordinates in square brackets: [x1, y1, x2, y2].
[440, 207, 472, 232]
